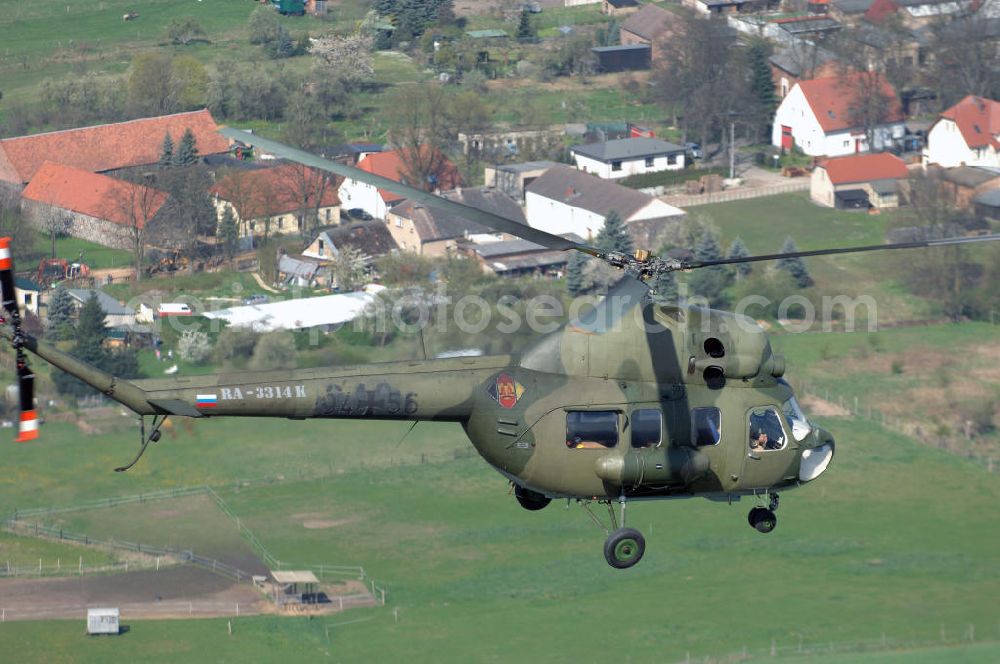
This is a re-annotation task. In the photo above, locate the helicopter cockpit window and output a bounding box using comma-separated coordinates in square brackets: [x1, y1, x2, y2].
[748, 408, 786, 452]
[782, 396, 812, 442]
[692, 407, 722, 446]
[566, 411, 619, 449]
[630, 409, 662, 448]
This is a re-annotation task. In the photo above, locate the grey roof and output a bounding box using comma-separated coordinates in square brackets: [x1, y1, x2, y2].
[831, 0, 873, 12]
[974, 188, 1000, 207]
[870, 179, 899, 195]
[67, 289, 134, 316]
[606, 0, 639, 6]
[278, 255, 323, 280]
[571, 137, 685, 163]
[393, 188, 527, 243]
[485, 251, 571, 273]
[315, 221, 397, 259]
[496, 160, 559, 174]
[940, 166, 1000, 188]
[471, 233, 586, 259]
[526, 164, 660, 218]
[591, 44, 651, 54]
[769, 46, 838, 77]
[778, 18, 841, 34]
[620, 4, 677, 41]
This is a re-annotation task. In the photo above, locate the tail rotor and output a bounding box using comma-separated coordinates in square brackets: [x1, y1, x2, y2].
[0, 237, 39, 442]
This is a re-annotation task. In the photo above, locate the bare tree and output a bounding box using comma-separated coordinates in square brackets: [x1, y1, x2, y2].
[41, 208, 71, 259]
[841, 70, 899, 152]
[273, 164, 335, 239]
[927, 14, 1000, 107]
[216, 169, 270, 240]
[111, 176, 166, 282]
[383, 83, 455, 192]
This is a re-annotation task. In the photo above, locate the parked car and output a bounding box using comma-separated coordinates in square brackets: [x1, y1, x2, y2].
[243, 294, 269, 306]
[347, 208, 373, 221]
[686, 142, 702, 160]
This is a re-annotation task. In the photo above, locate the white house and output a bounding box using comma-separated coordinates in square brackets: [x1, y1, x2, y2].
[571, 138, 687, 179]
[772, 73, 905, 157]
[922, 95, 1000, 169]
[337, 147, 462, 220]
[525, 165, 684, 241]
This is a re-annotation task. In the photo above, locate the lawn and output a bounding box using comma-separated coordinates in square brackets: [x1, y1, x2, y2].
[27, 232, 132, 272]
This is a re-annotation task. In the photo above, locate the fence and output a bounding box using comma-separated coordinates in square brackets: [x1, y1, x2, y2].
[662, 180, 810, 207]
[0, 557, 165, 579]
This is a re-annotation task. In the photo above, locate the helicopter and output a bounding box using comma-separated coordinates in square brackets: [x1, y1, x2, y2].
[4, 130, 1000, 569]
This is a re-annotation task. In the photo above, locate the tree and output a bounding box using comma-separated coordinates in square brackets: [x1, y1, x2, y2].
[650, 270, 678, 303]
[688, 229, 731, 306]
[250, 331, 297, 370]
[46, 287, 76, 341]
[174, 128, 198, 167]
[842, 70, 898, 152]
[595, 210, 633, 255]
[775, 237, 813, 288]
[220, 205, 239, 260]
[275, 164, 334, 239]
[309, 34, 375, 89]
[167, 16, 205, 46]
[214, 325, 259, 364]
[170, 55, 208, 109]
[516, 10, 537, 43]
[747, 39, 778, 140]
[113, 175, 165, 282]
[331, 245, 367, 292]
[384, 83, 454, 192]
[178, 330, 212, 363]
[159, 132, 174, 167]
[248, 7, 283, 45]
[928, 15, 1000, 107]
[566, 251, 587, 297]
[53, 293, 140, 397]
[727, 237, 752, 280]
[126, 52, 177, 117]
[40, 208, 70, 259]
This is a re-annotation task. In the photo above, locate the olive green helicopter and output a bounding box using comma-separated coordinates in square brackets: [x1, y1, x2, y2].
[4, 130, 999, 568]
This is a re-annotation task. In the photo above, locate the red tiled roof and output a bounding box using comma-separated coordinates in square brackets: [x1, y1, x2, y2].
[817, 152, 909, 184]
[22, 162, 168, 228]
[0, 110, 230, 185]
[864, 0, 899, 23]
[355, 147, 462, 203]
[939, 95, 1000, 151]
[210, 164, 340, 218]
[798, 73, 903, 133]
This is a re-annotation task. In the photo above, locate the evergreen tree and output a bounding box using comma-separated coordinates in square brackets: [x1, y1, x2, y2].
[595, 210, 633, 255]
[159, 132, 174, 167]
[516, 10, 537, 43]
[727, 236, 752, 279]
[749, 40, 778, 136]
[45, 287, 76, 340]
[689, 229, 732, 306]
[776, 236, 813, 288]
[174, 128, 198, 166]
[220, 205, 239, 259]
[651, 270, 678, 303]
[566, 251, 587, 297]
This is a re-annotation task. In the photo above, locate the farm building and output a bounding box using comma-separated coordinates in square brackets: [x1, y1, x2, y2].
[810, 152, 910, 208]
[87, 607, 120, 635]
[591, 45, 651, 73]
[571, 138, 686, 179]
[484, 161, 558, 203]
[66, 289, 137, 329]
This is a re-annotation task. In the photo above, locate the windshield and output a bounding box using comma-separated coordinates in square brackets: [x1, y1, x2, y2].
[782, 395, 812, 442]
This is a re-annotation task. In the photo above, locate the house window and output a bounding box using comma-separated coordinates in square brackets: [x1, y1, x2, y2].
[325, 209, 331, 221]
[277, 217, 284, 230]
[611, 160, 622, 172]
[24, 293, 33, 306]
[645, 157, 655, 167]
[318, 239, 325, 256]
[395, 218, 403, 228]
[667, 154, 677, 165]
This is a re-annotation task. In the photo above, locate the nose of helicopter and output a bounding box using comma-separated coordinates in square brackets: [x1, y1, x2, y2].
[799, 427, 835, 482]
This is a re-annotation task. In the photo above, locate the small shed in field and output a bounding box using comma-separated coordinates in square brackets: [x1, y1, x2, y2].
[87, 607, 120, 635]
[271, 570, 321, 605]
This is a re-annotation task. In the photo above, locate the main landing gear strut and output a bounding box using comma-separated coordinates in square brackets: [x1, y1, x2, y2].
[580, 494, 645, 569]
[748, 492, 779, 534]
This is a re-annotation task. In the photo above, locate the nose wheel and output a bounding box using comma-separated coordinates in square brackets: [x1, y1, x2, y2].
[748, 492, 779, 534]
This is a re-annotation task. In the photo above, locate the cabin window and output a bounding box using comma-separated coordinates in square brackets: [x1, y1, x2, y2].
[566, 411, 618, 449]
[748, 407, 787, 452]
[630, 408, 662, 448]
[692, 407, 721, 446]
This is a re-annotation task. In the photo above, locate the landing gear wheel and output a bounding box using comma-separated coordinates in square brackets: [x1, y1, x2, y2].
[748, 507, 777, 534]
[514, 486, 551, 511]
[603, 527, 646, 569]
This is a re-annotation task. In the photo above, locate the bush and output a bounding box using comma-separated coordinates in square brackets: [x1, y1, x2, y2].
[250, 331, 297, 370]
[178, 330, 212, 363]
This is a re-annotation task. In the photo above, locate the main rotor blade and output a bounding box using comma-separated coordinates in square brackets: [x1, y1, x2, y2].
[219, 128, 601, 257]
[683, 233, 1000, 270]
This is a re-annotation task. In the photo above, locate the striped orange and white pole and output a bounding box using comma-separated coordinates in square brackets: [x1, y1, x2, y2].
[16, 409, 39, 443]
[0, 237, 11, 270]
[0, 237, 16, 316]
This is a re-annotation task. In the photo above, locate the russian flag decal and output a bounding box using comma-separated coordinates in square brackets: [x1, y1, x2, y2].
[196, 394, 218, 408]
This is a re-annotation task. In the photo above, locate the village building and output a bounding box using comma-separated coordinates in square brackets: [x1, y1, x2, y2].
[21, 162, 170, 251]
[772, 73, 905, 157]
[524, 164, 685, 243]
[338, 148, 462, 221]
[603, 0, 640, 15]
[810, 152, 910, 208]
[770, 45, 841, 99]
[619, 4, 679, 62]
[923, 96, 1000, 169]
[927, 164, 1000, 209]
[0, 109, 229, 191]
[459, 233, 586, 277]
[386, 188, 526, 256]
[571, 138, 686, 179]
[65, 289, 137, 330]
[14, 277, 41, 317]
[210, 164, 341, 239]
[484, 161, 558, 203]
[591, 45, 651, 73]
[302, 221, 398, 265]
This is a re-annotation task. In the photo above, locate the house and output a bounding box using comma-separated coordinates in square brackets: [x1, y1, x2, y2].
[772, 73, 905, 157]
[210, 164, 341, 239]
[386, 188, 527, 256]
[810, 152, 910, 208]
[460, 234, 586, 277]
[21, 162, 170, 251]
[571, 138, 686, 179]
[683, 0, 778, 15]
[525, 165, 685, 243]
[302, 221, 397, 264]
[930, 165, 1000, 209]
[277, 254, 328, 288]
[770, 44, 841, 99]
[484, 161, 558, 203]
[0, 109, 229, 189]
[457, 128, 560, 160]
[66, 289, 137, 329]
[337, 147, 462, 221]
[14, 277, 41, 317]
[591, 45, 651, 73]
[923, 96, 1000, 169]
[619, 4, 679, 62]
[974, 188, 1000, 221]
[603, 0, 640, 15]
